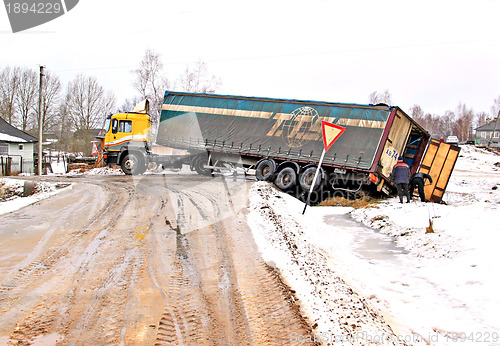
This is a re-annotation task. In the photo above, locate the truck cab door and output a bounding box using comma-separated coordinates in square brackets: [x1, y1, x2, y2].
[418, 138, 460, 203]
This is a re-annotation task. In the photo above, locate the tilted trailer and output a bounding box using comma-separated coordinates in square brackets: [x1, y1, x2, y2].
[103, 91, 459, 203]
[156, 91, 459, 202]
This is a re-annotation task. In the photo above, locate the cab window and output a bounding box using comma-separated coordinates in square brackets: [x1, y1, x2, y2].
[119, 120, 132, 133]
[111, 119, 118, 134]
[103, 118, 111, 133]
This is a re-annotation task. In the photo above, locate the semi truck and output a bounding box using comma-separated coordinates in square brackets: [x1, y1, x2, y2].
[102, 91, 459, 203]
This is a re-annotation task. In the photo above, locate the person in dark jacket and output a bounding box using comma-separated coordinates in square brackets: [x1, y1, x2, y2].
[391, 157, 411, 203]
[410, 172, 433, 202]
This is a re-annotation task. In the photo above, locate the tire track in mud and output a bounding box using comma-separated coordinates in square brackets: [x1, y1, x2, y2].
[0, 183, 120, 302]
[2, 179, 158, 344]
[2, 175, 316, 345]
[56, 188, 162, 345]
[0, 183, 119, 289]
[151, 222, 216, 345]
[0, 190, 117, 335]
[149, 176, 315, 345]
[166, 184, 216, 233]
[67, 248, 143, 344]
[149, 178, 241, 345]
[215, 214, 316, 345]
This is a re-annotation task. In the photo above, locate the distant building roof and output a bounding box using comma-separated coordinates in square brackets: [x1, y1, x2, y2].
[73, 128, 104, 137]
[475, 118, 499, 131]
[0, 117, 38, 143]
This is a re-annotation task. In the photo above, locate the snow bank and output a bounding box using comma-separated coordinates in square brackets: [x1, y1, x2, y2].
[0, 178, 72, 215]
[248, 183, 414, 345]
[67, 167, 124, 175]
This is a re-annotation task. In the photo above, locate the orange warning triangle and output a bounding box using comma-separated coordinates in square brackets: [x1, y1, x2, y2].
[322, 121, 346, 152]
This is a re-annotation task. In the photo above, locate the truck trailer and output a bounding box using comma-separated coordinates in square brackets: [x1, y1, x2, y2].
[103, 91, 460, 203]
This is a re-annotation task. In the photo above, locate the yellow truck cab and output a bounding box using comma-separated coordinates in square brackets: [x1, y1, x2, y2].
[102, 99, 194, 175]
[102, 105, 152, 174]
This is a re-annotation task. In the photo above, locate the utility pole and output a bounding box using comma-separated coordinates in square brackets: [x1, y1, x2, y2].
[37, 65, 44, 175]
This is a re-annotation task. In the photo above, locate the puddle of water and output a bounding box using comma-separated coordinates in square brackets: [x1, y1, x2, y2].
[323, 213, 408, 261]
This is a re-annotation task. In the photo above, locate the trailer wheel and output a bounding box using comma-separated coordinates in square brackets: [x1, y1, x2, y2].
[120, 153, 145, 175]
[299, 166, 322, 191]
[274, 167, 297, 191]
[255, 159, 276, 181]
[193, 155, 212, 176]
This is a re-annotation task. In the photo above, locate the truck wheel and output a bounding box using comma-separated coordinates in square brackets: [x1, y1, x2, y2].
[299, 166, 322, 191]
[274, 167, 297, 191]
[255, 159, 276, 181]
[120, 153, 145, 175]
[193, 155, 212, 176]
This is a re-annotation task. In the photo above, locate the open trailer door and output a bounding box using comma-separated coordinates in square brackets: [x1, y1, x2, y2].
[418, 138, 461, 203]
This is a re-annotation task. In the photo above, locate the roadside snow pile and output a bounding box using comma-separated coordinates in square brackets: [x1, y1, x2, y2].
[248, 182, 413, 345]
[67, 167, 124, 175]
[0, 178, 72, 215]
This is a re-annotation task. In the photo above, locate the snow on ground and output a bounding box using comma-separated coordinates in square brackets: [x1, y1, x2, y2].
[67, 167, 125, 175]
[0, 178, 72, 215]
[248, 146, 500, 345]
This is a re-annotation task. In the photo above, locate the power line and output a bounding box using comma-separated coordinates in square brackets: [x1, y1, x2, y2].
[51, 39, 488, 73]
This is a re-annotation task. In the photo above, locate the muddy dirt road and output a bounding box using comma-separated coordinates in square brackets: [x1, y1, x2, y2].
[0, 174, 315, 345]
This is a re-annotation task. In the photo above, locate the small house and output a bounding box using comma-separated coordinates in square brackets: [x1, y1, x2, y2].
[0, 117, 38, 175]
[475, 118, 499, 145]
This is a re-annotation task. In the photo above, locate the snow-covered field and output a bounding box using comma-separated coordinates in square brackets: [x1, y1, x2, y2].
[248, 145, 500, 345]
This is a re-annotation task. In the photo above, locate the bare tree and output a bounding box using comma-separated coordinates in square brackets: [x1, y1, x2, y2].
[117, 96, 144, 113]
[412, 112, 449, 137]
[66, 74, 116, 155]
[0, 66, 21, 124]
[368, 89, 392, 105]
[133, 49, 171, 129]
[31, 70, 62, 135]
[491, 95, 500, 119]
[475, 112, 488, 128]
[453, 102, 474, 141]
[54, 98, 72, 152]
[16, 67, 38, 131]
[409, 104, 425, 125]
[442, 110, 456, 137]
[177, 60, 221, 94]
[424, 113, 441, 136]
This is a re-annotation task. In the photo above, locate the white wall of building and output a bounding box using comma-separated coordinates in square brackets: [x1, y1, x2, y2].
[1, 142, 35, 174]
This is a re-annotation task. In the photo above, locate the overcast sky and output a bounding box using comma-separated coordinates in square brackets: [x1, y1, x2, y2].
[1, 0, 499, 116]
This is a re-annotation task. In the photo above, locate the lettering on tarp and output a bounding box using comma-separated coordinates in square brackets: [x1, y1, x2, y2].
[385, 148, 399, 160]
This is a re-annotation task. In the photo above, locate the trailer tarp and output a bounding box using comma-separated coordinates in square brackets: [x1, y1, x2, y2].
[158, 92, 392, 170]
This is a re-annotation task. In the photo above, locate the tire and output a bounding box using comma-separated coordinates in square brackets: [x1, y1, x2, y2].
[274, 167, 297, 191]
[299, 166, 322, 191]
[120, 153, 145, 175]
[193, 155, 212, 176]
[255, 159, 276, 181]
